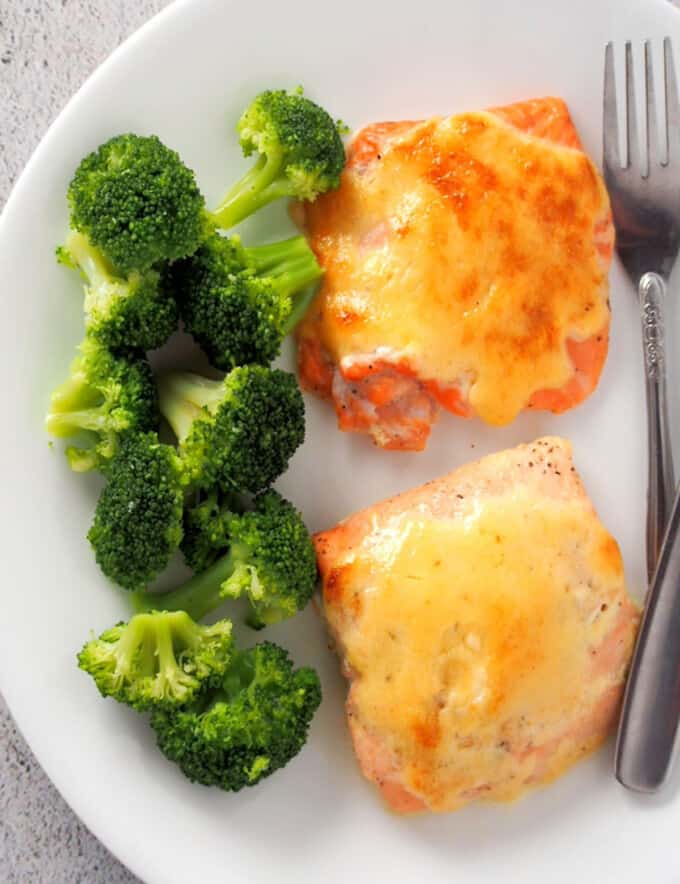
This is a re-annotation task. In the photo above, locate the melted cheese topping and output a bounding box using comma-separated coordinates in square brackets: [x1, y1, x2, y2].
[301, 112, 610, 425]
[331, 491, 629, 811]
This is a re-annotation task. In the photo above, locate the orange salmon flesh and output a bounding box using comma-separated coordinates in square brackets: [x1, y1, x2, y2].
[315, 438, 638, 813]
[297, 98, 614, 450]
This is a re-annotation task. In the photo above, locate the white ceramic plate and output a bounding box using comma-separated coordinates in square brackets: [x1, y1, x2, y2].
[2, 0, 680, 881]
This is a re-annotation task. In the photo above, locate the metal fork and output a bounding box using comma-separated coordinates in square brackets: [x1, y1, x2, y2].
[606, 39, 680, 792]
[604, 39, 678, 582]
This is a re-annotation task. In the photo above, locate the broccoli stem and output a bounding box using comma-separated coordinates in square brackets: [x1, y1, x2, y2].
[114, 613, 154, 679]
[247, 235, 323, 332]
[134, 551, 237, 621]
[245, 236, 313, 274]
[46, 372, 111, 438]
[157, 372, 225, 443]
[63, 230, 114, 287]
[153, 615, 210, 697]
[114, 612, 211, 683]
[270, 254, 323, 335]
[45, 407, 112, 437]
[156, 618, 178, 683]
[282, 285, 318, 335]
[48, 372, 102, 412]
[271, 254, 323, 299]
[65, 446, 99, 474]
[210, 153, 285, 230]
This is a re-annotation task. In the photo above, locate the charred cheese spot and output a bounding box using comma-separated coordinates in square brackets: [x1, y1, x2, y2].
[324, 565, 352, 605]
[412, 713, 442, 749]
[593, 532, 625, 579]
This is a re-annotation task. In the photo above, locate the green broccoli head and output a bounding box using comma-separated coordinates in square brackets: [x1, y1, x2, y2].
[59, 231, 178, 351]
[150, 641, 321, 791]
[45, 338, 158, 472]
[168, 232, 322, 370]
[68, 133, 209, 275]
[137, 490, 317, 629]
[168, 233, 286, 371]
[238, 89, 346, 199]
[78, 610, 233, 711]
[210, 89, 346, 229]
[221, 491, 318, 628]
[88, 432, 186, 590]
[157, 366, 305, 494]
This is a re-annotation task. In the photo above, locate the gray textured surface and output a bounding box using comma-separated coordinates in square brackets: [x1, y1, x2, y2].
[0, 5, 171, 881]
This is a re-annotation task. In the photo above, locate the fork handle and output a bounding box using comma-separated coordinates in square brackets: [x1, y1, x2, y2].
[639, 272, 676, 582]
[615, 480, 680, 791]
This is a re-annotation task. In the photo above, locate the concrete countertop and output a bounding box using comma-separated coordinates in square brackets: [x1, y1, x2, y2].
[0, 5, 169, 880]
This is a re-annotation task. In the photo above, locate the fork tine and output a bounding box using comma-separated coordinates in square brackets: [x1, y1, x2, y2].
[604, 42, 620, 170]
[664, 37, 680, 164]
[645, 41, 660, 173]
[625, 42, 641, 169]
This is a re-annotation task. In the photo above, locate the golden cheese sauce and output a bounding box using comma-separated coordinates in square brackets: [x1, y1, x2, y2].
[302, 112, 610, 425]
[336, 491, 627, 810]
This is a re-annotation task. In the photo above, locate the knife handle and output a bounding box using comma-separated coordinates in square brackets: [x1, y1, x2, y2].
[616, 482, 680, 792]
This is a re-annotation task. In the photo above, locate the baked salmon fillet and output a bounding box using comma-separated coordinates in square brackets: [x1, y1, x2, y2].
[315, 438, 638, 813]
[297, 98, 614, 450]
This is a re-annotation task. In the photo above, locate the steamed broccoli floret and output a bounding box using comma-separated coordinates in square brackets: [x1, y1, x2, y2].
[168, 232, 322, 370]
[58, 230, 178, 351]
[157, 366, 305, 493]
[45, 338, 158, 472]
[210, 89, 345, 230]
[138, 490, 317, 628]
[150, 642, 321, 791]
[78, 610, 233, 711]
[66, 98, 345, 276]
[88, 433, 186, 590]
[69, 133, 209, 275]
[217, 491, 317, 626]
